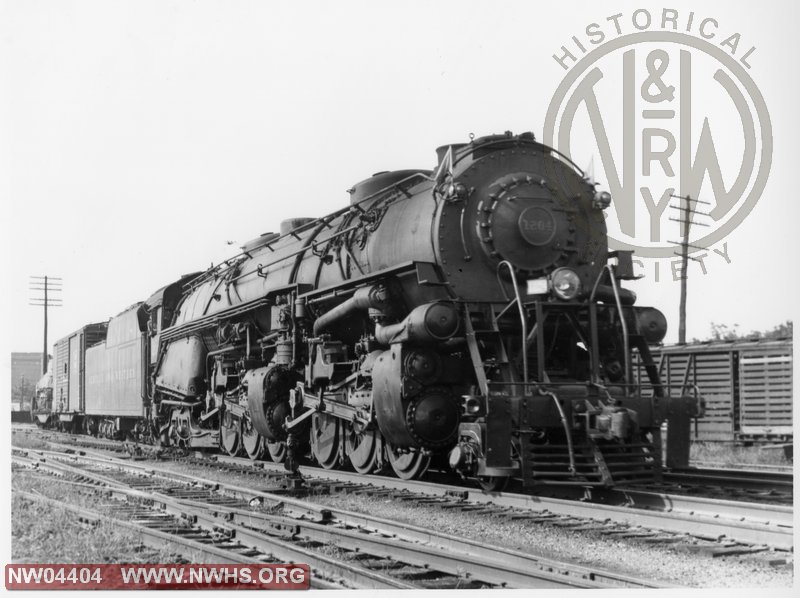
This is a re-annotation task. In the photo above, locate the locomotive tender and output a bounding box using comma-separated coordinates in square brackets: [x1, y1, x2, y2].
[40, 132, 701, 490]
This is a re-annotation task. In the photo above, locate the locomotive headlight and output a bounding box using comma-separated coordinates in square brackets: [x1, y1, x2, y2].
[551, 268, 581, 300]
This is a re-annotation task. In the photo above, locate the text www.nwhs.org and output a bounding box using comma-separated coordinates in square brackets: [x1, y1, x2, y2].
[5, 564, 310, 590]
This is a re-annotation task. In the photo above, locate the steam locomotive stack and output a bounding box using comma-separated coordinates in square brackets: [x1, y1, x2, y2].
[47, 132, 703, 491]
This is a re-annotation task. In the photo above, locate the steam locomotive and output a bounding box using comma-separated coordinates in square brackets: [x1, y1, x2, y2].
[38, 131, 701, 491]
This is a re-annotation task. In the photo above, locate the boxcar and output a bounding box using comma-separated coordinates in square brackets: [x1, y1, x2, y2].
[646, 339, 793, 444]
[51, 323, 108, 429]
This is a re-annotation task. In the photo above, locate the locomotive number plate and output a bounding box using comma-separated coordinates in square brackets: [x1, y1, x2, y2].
[526, 278, 549, 295]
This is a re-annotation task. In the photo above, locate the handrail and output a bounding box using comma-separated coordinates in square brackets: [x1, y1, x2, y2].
[184, 171, 431, 292]
[486, 380, 699, 395]
[227, 224, 362, 286]
[495, 260, 528, 384]
[539, 388, 577, 476]
[589, 264, 631, 389]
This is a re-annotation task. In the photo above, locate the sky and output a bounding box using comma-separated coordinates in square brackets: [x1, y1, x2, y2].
[2, 0, 798, 364]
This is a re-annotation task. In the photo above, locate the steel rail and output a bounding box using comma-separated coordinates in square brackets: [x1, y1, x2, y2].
[19, 441, 794, 550]
[13, 448, 326, 521]
[665, 467, 793, 492]
[185, 502, 590, 589]
[12, 489, 342, 590]
[210, 455, 795, 550]
[690, 460, 793, 473]
[35, 429, 792, 497]
[13, 457, 413, 589]
[174, 496, 665, 589]
[17, 431, 796, 552]
[13, 448, 669, 589]
[12, 452, 135, 489]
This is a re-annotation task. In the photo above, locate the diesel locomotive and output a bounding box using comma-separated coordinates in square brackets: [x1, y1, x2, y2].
[38, 131, 701, 490]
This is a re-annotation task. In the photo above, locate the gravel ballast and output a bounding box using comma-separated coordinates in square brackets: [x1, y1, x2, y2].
[149, 459, 794, 588]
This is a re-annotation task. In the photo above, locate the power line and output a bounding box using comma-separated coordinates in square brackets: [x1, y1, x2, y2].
[29, 276, 62, 375]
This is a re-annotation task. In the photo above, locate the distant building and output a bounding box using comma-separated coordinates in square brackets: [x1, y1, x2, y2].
[11, 352, 44, 406]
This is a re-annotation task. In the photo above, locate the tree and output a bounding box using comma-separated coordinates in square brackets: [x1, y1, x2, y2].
[699, 320, 792, 342]
[12, 377, 33, 404]
[709, 322, 740, 341]
[764, 320, 793, 339]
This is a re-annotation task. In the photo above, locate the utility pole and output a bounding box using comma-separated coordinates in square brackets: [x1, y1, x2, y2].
[668, 196, 710, 345]
[29, 276, 62, 375]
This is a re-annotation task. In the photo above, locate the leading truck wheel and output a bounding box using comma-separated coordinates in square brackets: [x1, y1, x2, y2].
[386, 443, 430, 480]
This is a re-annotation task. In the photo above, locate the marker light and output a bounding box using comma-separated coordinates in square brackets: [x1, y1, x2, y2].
[593, 190, 612, 209]
[551, 268, 581, 300]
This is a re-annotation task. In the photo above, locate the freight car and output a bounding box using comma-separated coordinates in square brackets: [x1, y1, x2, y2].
[35, 131, 701, 490]
[644, 339, 793, 447]
[34, 275, 200, 436]
[48, 323, 108, 430]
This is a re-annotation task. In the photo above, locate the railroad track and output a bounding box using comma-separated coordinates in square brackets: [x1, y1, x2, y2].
[17, 426, 794, 506]
[12, 446, 667, 589]
[12, 490, 341, 590]
[148, 447, 794, 552]
[691, 460, 793, 473]
[658, 467, 794, 504]
[15, 435, 794, 557]
[212, 453, 793, 552]
[17, 428, 138, 456]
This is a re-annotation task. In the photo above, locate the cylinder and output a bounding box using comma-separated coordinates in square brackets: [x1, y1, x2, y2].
[635, 307, 668, 344]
